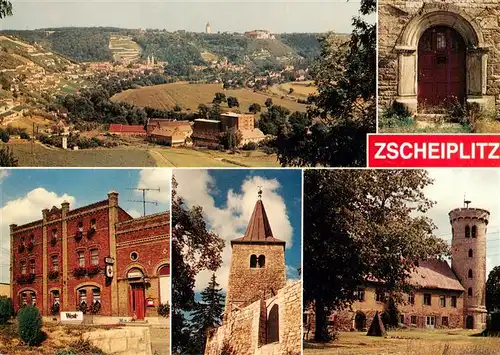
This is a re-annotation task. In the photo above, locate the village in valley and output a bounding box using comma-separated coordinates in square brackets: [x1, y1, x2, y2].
[0, 19, 325, 167]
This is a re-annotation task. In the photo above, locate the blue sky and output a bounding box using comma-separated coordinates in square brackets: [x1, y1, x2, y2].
[0, 168, 170, 283]
[174, 168, 302, 293]
[0, 0, 368, 33]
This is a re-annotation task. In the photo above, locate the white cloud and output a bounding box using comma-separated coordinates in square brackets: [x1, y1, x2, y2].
[174, 170, 293, 292]
[425, 169, 500, 275]
[137, 169, 171, 206]
[0, 188, 76, 283]
[127, 209, 142, 218]
[0, 170, 10, 183]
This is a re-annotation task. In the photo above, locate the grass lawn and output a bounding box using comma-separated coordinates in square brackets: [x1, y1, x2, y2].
[152, 147, 280, 167]
[10, 143, 156, 167]
[6, 115, 52, 132]
[304, 329, 500, 355]
[111, 82, 307, 113]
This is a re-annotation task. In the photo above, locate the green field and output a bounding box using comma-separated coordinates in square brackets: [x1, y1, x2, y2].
[10, 143, 156, 167]
[111, 82, 308, 113]
[9, 143, 280, 167]
[305, 329, 499, 355]
[270, 81, 317, 101]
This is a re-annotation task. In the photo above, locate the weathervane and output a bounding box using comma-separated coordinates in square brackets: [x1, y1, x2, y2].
[257, 186, 263, 200]
[464, 193, 471, 208]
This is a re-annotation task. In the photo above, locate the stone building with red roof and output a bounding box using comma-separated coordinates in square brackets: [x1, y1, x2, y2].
[303, 204, 489, 336]
[204, 196, 301, 354]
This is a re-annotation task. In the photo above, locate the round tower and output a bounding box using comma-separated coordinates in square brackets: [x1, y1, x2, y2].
[449, 202, 489, 330]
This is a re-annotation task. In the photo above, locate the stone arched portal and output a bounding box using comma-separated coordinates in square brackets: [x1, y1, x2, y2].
[394, 7, 489, 114]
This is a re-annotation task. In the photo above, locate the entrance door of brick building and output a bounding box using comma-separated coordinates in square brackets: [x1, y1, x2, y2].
[130, 284, 145, 320]
[418, 26, 466, 111]
[466, 315, 474, 329]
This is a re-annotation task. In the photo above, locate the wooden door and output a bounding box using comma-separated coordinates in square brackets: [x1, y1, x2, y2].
[130, 284, 145, 320]
[418, 26, 466, 111]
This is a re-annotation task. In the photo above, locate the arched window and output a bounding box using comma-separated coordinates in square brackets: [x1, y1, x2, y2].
[250, 255, 257, 268]
[471, 225, 477, 238]
[468, 249, 473, 258]
[258, 255, 265, 268]
[468, 269, 473, 279]
[465, 226, 470, 238]
[468, 288, 473, 297]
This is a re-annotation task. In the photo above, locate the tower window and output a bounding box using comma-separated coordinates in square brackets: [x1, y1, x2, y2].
[258, 255, 265, 268]
[250, 255, 257, 268]
[468, 288, 473, 297]
[472, 225, 477, 238]
[465, 226, 470, 238]
[469, 249, 473, 258]
[468, 269, 473, 279]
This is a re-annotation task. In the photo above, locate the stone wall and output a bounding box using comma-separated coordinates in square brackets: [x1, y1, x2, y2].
[226, 243, 286, 314]
[205, 281, 302, 355]
[378, 0, 500, 113]
[83, 326, 152, 355]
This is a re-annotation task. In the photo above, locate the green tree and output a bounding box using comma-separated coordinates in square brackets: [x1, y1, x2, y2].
[189, 274, 225, 354]
[0, 0, 12, 19]
[258, 105, 290, 136]
[0, 145, 17, 167]
[198, 104, 210, 119]
[0, 296, 13, 324]
[220, 127, 242, 150]
[385, 297, 400, 329]
[274, 0, 376, 167]
[264, 98, 273, 108]
[486, 266, 500, 312]
[172, 176, 225, 354]
[227, 96, 239, 108]
[212, 92, 227, 104]
[303, 169, 448, 341]
[209, 103, 222, 121]
[249, 103, 261, 114]
[18, 305, 42, 346]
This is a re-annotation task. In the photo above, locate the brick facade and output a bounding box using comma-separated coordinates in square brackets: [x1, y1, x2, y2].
[10, 192, 170, 320]
[378, 0, 500, 114]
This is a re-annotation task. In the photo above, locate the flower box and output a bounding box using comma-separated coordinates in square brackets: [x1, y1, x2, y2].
[48, 270, 59, 280]
[26, 241, 34, 252]
[16, 274, 35, 285]
[74, 230, 83, 241]
[72, 267, 86, 278]
[86, 265, 101, 276]
[87, 229, 95, 239]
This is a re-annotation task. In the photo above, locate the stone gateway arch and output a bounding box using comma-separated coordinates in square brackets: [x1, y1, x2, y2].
[379, 2, 497, 115]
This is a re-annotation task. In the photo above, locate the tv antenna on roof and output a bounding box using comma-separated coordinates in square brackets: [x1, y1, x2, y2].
[127, 187, 160, 216]
[464, 193, 471, 208]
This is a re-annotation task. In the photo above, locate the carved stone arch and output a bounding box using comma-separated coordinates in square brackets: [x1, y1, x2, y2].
[394, 6, 489, 113]
[122, 263, 147, 279]
[153, 260, 170, 277]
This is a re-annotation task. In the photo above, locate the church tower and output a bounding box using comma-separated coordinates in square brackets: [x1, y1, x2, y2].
[450, 200, 489, 329]
[206, 22, 212, 34]
[225, 191, 286, 315]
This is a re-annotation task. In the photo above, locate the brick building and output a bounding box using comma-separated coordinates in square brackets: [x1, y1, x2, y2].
[304, 203, 489, 336]
[378, 0, 500, 114]
[205, 196, 301, 354]
[191, 119, 222, 147]
[10, 192, 170, 321]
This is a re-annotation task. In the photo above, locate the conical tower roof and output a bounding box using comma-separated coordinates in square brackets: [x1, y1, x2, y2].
[231, 198, 285, 246]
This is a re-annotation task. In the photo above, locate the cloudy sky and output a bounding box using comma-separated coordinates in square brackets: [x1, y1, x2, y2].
[0, 168, 171, 283]
[424, 169, 500, 275]
[0, 0, 368, 33]
[174, 168, 302, 294]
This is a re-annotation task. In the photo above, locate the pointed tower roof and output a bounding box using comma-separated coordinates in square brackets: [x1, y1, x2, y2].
[231, 198, 285, 246]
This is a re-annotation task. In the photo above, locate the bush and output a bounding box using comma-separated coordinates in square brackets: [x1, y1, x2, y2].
[241, 142, 257, 151]
[0, 297, 13, 324]
[17, 305, 42, 346]
[157, 302, 170, 318]
[55, 339, 105, 355]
